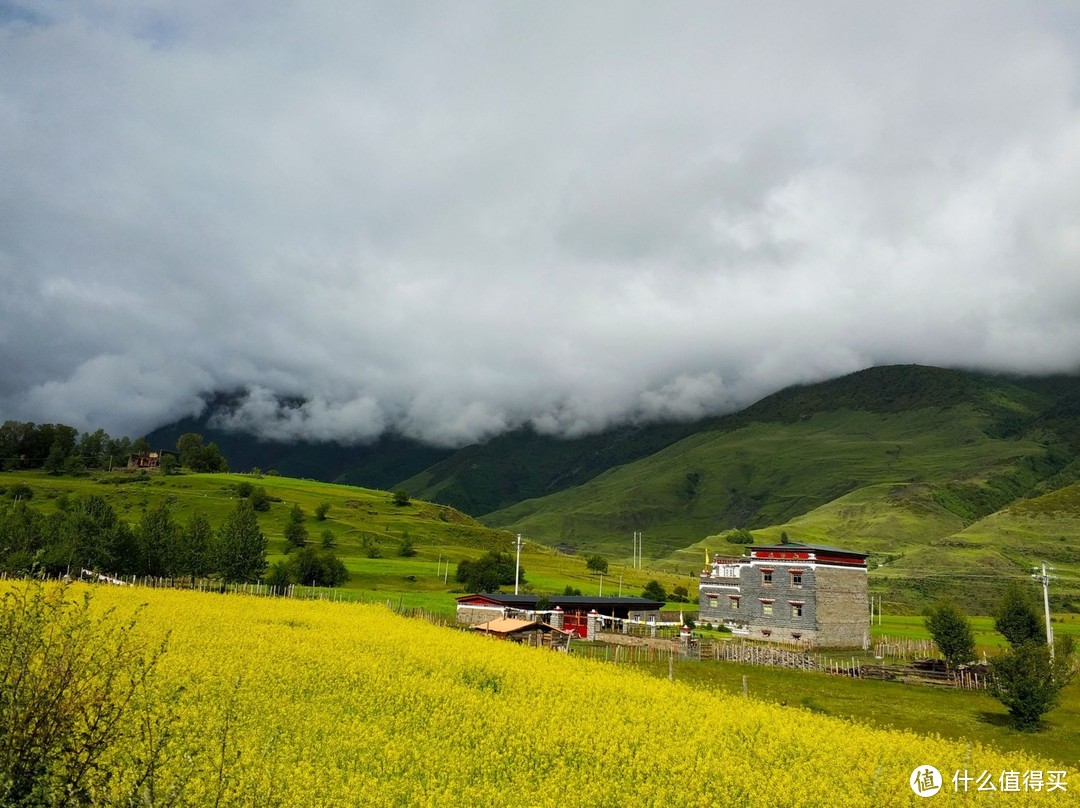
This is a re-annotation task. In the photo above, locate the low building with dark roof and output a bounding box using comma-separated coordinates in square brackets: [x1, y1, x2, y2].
[456, 593, 664, 638]
[698, 542, 869, 648]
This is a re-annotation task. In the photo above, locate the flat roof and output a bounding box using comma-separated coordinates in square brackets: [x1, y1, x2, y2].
[752, 542, 868, 558]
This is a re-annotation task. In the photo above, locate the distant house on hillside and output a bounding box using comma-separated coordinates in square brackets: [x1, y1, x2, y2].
[698, 542, 869, 649]
[456, 594, 664, 638]
[127, 449, 178, 469]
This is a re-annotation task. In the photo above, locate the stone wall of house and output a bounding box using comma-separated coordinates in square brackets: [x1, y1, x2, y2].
[812, 566, 869, 648]
[741, 563, 821, 643]
[456, 604, 506, 626]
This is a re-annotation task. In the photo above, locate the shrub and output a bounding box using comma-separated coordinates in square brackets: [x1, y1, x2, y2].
[995, 581, 1043, 649]
[642, 580, 668, 602]
[990, 638, 1075, 731]
[585, 554, 608, 574]
[923, 599, 975, 669]
[0, 582, 170, 805]
[724, 528, 754, 545]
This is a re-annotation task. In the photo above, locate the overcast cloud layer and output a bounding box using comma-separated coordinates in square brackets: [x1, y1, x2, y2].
[3, 2, 1080, 446]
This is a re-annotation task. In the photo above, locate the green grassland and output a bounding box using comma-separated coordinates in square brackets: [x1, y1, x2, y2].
[484, 406, 1050, 561]
[630, 655, 1080, 766]
[0, 470, 691, 615]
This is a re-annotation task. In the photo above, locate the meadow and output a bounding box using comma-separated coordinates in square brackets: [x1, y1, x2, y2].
[3, 581, 1073, 807]
[0, 470, 694, 613]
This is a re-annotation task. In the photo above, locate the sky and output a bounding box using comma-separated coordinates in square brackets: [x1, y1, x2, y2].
[2, 1, 1080, 447]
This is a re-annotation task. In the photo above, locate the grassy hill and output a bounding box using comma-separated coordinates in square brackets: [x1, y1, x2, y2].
[483, 406, 1055, 555]
[0, 470, 688, 613]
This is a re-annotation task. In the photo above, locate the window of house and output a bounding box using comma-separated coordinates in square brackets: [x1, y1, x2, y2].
[791, 603, 803, 618]
[762, 602, 774, 617]
[790, 571, 803, 587]
[730, 597, 740, 610]
[761, 569, 773, 586]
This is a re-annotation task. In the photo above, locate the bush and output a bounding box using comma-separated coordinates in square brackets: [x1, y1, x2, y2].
[392, 489, 411, 507]
[249, 487, 271, 512]
[995, 581, 1043, 649]
[585, 554, 608, 574]
[990, 638, 1075, 731]
[455, 551, 521, 593]
[724, 528, 754, 545]
[397, 539, 417, 557]
[0, 582, 170, 805]
[642, 580, 668, 602]
[923, 599, 976, 669]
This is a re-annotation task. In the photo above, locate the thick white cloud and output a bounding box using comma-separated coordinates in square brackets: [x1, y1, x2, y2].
[2, 1, 1080, 445]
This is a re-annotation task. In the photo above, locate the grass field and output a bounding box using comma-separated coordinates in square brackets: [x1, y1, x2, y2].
[627, 655, 1080, 767]
[0, 470, 693, 613]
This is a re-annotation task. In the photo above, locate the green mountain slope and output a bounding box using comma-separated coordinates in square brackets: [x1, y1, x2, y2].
[402, 365, 1070, 517]
[484, 405, 1058, 557]
[396, 421, 709, 515]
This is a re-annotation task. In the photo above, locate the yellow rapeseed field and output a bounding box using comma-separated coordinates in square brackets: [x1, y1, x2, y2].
[9, 583, 1073, 806]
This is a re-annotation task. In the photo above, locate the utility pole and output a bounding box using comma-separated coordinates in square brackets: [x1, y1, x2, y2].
[599, 573, 603, 597]
[514, 534, 523, 595]
[1032, 562, 1055, 660]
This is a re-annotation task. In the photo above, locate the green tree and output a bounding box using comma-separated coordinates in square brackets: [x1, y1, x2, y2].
[392, 489, 411, 507]
[397, 538, 416, 557]
[215, 500, 268, 583]
[642, 580, 668, 602]
[320, 529, 336, 549]
[137, 502, 181, 577]
[176, 433, 203, 468]
[288, 547, 349, 587]
[990, 637, 1076, 731]
[159, 453, 180, 475]
[42, 440, 67, 475]
[995, 581, 1043, 649]
[455, 551, 522, 593]
[284, 504, 308, 551]
[265, 560, 293, 590]
[249, 486, 271, 512]
[725, 528, 754, 545]
[178, 510, 214, 585]
[176, 433, 228, 472]
[671, 585, 690, 603]
[923, 599, 976, 669]
[585, 554, 609, 574]
[314, 502, 331, 521]
[562, 586, 582, 597]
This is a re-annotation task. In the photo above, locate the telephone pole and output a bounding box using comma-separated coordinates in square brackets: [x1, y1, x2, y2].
[1032, 562, 1055, 660]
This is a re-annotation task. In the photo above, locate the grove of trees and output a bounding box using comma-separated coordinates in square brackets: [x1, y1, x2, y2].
[455, 551, 523, 593]
[0, 493, 331, 587]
